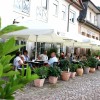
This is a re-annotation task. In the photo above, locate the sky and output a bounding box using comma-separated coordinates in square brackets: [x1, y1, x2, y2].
[91, 0, 100, 6]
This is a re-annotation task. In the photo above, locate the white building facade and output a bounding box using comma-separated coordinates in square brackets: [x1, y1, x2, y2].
[1, 0, 98, 57]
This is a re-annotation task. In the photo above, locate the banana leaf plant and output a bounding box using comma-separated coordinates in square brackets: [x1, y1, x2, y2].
[0, 37, 39, 99]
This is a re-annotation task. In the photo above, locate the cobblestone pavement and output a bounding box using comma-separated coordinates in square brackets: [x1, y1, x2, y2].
[15, 71, 100, 100]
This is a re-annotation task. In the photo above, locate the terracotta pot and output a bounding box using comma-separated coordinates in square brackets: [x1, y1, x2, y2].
[89, 68, 95, 73]
[49, 76, 58, 84]
[61, 71, 70, 81]
[76, 68, 83, 76]
[70, 72, 76, 78]
[98, 66, 100, 70]
[84, 67, 90, 74]
[34, 79, 45, 87]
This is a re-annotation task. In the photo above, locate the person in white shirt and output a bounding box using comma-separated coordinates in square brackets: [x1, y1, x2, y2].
[13, 52, 24, 69]
[39, 50, 48, 63]
[48, 52, 58, 67]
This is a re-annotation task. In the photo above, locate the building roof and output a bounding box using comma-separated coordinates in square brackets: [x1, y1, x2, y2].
[78, 0, 100, 32]
[78, 19, 100, 32]
[66, 0, 84, 10]
[82, 0, 100, 13]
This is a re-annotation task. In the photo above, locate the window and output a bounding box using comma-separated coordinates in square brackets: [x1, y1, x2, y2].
[61, 5, 66, 20]
[69, 10, 75, 23]
[82, 32, 85, 36]
[41, 0, 47, 9]
[96, 37, 98, 40]
[92, 36, 95, 39]
[90, 12, 91, 21]
[94, 16, 95, 24]
[87, 34, 91, 38]
[53, 0, 59, 16]
[14, 0, 30, 15]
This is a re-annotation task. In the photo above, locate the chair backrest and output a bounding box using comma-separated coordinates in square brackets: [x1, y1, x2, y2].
[53, 62, 58, 67]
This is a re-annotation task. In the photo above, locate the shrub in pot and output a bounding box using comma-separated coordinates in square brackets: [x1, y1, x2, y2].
[97, 61, 100, 70]
[59, 59, 71, 81]
[34, 66, 49, 87]
[87, 56, 98, 73]
[76, 62, 83, 76]
[48, 66, 61, 84]
[70, 63, 77, 78]
[81, 60, 90, 74]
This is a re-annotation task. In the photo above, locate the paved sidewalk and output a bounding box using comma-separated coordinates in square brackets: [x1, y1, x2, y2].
[15, 71, 100, 100]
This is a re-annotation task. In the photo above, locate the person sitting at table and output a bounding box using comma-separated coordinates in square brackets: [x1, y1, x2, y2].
[22, 50, 29, 62]
[39, 50, 48, 63]
[59, 52, 65, 60]
[48, 52, 58, 67]
[13, 51, 24, 70]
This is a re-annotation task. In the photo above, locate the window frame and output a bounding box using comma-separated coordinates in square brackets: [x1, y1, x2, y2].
[61, 4, 66, 20]
[52, 0, 59, 16]
[69, 10, 76, 23]
[41, 0, 48, 9]
[14, 0, 30, 15]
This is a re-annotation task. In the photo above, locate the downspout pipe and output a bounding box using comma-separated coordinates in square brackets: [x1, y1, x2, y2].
[67, 1, 75, 32]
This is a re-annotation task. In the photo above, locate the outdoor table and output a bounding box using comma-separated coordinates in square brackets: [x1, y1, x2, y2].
[72, 60, 80, 64]
[35, 60, 44, 67]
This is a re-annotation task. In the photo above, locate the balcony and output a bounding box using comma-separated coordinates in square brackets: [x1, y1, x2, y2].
[36, 7, 48, 22]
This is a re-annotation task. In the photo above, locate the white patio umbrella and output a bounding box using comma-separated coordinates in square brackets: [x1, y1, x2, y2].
[63, 32, 91, 50]
[1, 20, 64, 59]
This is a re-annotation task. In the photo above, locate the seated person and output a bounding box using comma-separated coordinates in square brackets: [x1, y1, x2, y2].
[39, 50, 48, 63]
[22, 50, 29, 62]
[13, 52, 24, 69]
[59, 52, 65, 60]
[48, 52, 58, 67]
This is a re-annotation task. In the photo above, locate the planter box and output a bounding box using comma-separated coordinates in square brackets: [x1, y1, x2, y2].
[98, 66, 100, 70]
[89, 68, 95, 73]
[49, 76, 58, 84]
[84, 67, 90, 74]
[61, 71, 70, 81]
[76, 68, 83, 76]
[70, 72, 76, 78]
[34, 79, 45, 87]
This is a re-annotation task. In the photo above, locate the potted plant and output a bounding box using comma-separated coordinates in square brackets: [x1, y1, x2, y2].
[87, 56, 98, 73]
[34, 66, 49, 87]
[70, 63, 77, 78]
[76, 62, 83, 76]
[48, 66, 61, 84]
[59, 59, 71, 81]
[97, 61, 100, 70]
[81, 60, 90, 74]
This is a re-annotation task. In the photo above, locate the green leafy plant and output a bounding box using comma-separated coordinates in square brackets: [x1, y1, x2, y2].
[49, 66, 61, 77]
[81, 60, 89, 68]
[70, 63, 77, 72]
[87, 56, 98, 68]
[0, 17, 1, 29]
[0, 37, 38, 99]
[59, 59, 70, 71]
[97, 61, 100, 66]
[0, 25, 26, 36]
[71, 62, 83, 70]
[34, 66, 49, 79]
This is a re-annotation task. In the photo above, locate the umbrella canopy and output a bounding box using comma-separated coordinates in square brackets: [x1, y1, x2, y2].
[1, 20, 64, 42]
[63, 32, 90, 48]
[1, 20, 65, 58]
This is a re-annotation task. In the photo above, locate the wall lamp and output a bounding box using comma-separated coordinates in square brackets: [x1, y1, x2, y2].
[13, 16, 24, 24]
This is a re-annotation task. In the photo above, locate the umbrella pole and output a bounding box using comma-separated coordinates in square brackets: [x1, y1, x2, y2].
[35, 35, 38, 59]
